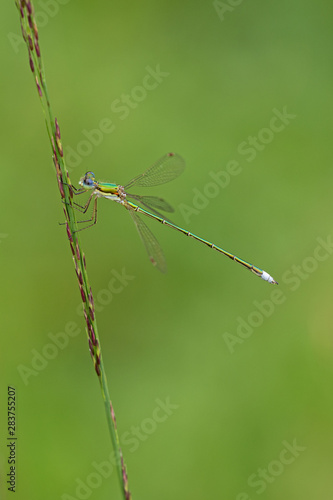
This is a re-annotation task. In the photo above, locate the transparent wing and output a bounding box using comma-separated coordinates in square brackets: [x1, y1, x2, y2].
[124, 153, 185, 190]
[128, 209, 167, 273]
[127, 194, 174, 213]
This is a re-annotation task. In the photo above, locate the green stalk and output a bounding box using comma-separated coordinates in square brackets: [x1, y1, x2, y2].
[15, 2, 131, 498]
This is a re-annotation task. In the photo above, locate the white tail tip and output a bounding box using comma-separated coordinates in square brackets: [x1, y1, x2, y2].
[261, 270, 278, 285]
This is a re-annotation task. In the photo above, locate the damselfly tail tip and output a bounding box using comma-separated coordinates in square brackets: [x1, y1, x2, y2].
[261, 271, 278, 285]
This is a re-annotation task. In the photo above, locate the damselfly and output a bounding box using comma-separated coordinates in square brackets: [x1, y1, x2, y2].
[73, 153, 278, 284]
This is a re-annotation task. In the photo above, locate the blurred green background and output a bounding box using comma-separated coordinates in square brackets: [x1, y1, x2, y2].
[1, 1, 333, 499]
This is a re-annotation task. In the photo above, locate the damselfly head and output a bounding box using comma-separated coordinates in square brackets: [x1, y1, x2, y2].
[79, 171, 96, 189]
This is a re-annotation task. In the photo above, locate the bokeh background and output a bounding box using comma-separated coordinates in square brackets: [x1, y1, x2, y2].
[1, 1, 333, 499]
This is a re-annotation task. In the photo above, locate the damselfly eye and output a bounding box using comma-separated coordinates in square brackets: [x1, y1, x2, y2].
[84, 171, 96, 186]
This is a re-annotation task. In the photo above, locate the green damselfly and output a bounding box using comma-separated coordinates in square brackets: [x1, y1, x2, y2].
[73, 153, 278, 284]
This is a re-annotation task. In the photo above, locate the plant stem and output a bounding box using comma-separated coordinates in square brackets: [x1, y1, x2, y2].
[15, 2, 131, 498]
